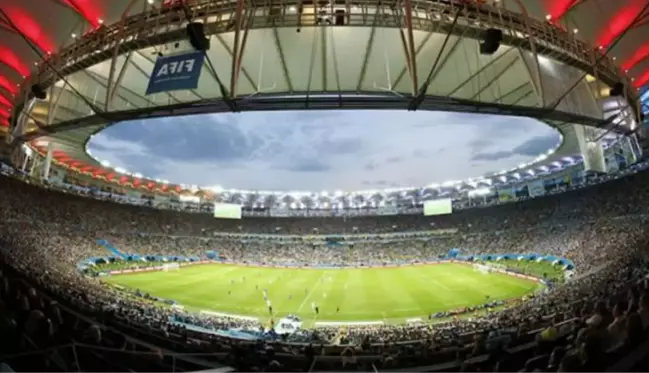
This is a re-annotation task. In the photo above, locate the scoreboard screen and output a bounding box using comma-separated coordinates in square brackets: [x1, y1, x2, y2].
[213, 203, 242, 219]
[423, 199, 453, 216]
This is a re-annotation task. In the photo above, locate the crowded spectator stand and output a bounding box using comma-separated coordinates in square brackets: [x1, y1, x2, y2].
[1, 169, 649, 371]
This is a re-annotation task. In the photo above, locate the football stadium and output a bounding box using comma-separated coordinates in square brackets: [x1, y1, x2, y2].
[1, 0, 649, 372]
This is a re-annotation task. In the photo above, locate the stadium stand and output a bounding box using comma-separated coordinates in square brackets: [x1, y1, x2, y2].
[1, 170, 649, 372]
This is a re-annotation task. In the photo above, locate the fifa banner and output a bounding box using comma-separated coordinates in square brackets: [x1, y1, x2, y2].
[527, 179, 546, 198]
[146, 51, 206, 95]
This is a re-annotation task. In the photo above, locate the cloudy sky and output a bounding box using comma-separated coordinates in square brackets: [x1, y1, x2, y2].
[87, 110, 560, 191]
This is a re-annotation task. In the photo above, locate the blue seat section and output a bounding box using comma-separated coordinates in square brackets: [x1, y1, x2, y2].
[97, 239, 127, 259]
[446, 249, 575, 270]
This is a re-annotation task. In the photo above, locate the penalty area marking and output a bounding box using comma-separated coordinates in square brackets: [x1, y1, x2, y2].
[296, 271, 327, 313]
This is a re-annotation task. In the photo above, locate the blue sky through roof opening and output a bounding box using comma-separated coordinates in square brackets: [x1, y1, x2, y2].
[641, 87, 649, 116]
[87, 110, 561, 191]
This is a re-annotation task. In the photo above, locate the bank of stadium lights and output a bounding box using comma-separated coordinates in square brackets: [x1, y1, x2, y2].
[209, 185, 223, 193]
[468, 187, 492, 198]
[441, 180, 461, 187]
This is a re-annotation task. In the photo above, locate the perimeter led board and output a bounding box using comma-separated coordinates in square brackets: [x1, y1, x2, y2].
[423, 199, 453, 216]
[213, 203, 242, 219]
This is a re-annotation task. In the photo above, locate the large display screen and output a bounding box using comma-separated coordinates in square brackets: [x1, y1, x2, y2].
[423, 199, 453, 216]
[213, 203, 242, 219]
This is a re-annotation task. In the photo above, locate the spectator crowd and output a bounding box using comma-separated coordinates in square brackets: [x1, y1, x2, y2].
[1, 169, 649, 371]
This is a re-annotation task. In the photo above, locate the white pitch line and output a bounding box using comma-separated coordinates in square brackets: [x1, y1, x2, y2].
[415, 271, 452, 291]
[429, 278, 452, 290]
[297, 272, 326, 313]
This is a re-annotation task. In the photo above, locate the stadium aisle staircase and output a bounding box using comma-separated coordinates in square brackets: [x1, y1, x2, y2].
[96, 239, 128, 259]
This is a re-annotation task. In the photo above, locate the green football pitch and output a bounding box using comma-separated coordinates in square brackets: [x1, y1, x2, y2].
[104, 263, 543, 326]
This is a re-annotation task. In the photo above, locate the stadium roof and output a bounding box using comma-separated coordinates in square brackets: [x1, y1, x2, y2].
[0, 1, 645, 102]
[0, 0, 647, 194]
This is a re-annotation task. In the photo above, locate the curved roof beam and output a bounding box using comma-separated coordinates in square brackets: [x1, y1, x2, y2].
[0, 94, 12, 108]
[59, 0, 102, 29]
[635, 69, 649, 89]
[0, 46, 30, 77]
[596, 0, 649, 48]
[623, 42, 649, 71]
[0, 7, 55, 54]
[0, 76, 17, 95]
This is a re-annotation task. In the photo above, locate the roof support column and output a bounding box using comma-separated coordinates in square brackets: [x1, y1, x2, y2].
[104, 0, 142, 112]
[11, 90, 33, 140]
[402, 0, 418, 95]
[409, 5, 463, 110]
[506, 0, 544, 107]
[47, 85, 65, 125]
[29, 156, 40, 178]
[104, 47, 119, 111]
[20, 150, 29, 173]
[42, 141, 54, 182]
[230, 0, 249, 97]
[109, 52, 133, 105]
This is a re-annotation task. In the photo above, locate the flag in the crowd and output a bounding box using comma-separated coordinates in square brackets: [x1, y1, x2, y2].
[497, 189, 514, 202]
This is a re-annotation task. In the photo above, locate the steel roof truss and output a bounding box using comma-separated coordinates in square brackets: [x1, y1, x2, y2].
[105, 51, 133, 112]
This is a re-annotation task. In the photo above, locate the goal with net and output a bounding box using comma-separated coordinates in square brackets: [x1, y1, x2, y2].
[473, 262, 507, 274]
[162, 263, 180, 272]
[473, 263, 492, 274]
